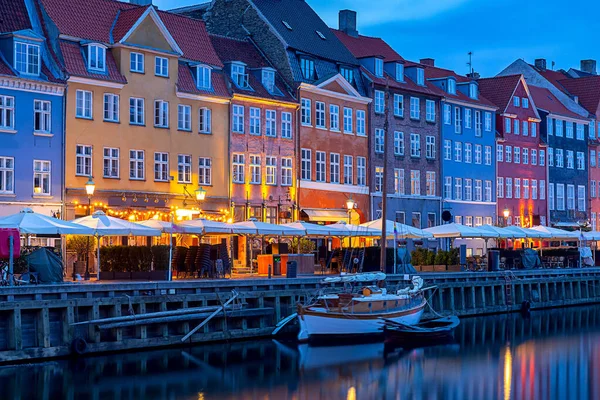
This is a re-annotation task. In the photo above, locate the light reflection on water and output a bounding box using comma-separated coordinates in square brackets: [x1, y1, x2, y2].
[1, 306, 600, 400]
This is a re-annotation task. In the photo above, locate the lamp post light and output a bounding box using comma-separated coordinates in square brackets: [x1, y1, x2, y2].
[503, 207, 510, 227]
[84, 176, 95, 280]
[346, 195, 356, 223]
[195, 186, 207, 201]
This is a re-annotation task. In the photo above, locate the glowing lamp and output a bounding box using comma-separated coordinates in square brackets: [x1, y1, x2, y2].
[85, 176, 96, 197]
[195, 186, 207, 201]
[346, 195, 355, 211]
[503, 208, 510, 219]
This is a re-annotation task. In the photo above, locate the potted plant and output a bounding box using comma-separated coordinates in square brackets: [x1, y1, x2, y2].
[113, 246, 132, 280]
[67, 236, 99, 279]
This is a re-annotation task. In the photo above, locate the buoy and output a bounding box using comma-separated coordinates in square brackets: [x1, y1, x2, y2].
[71, 337, 88, 355]
[520, 300, 531, 315]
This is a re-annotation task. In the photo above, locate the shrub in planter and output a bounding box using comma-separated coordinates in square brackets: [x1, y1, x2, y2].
[139, 247, 153, 272]
[425, 251, 436, 266]
[434, 250, 448, 266]
[151, 245, 171, 271]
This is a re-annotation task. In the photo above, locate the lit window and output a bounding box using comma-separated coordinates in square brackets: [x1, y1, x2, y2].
[33, 160, 50, 195]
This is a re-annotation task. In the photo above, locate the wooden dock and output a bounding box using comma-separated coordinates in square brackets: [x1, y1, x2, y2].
[1, 268, 600, 363]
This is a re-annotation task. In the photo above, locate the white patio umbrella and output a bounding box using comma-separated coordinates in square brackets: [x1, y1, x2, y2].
[424, 223, 498, 239]
[583, 231, 600, 241]
[138, 219, 179, 234]
[360, 218, 432, 239]
[0, 208, 94, 235]
[231, 220, 304, 236]
[478, 225, 515, 239]
[326, 221, 381, 237]
[503, 226, 551, 239]
[530, 225, 580, 240]
[177, 219, 234, 235]
[282, 221, 347, 237]
[71, 211, 161, 279]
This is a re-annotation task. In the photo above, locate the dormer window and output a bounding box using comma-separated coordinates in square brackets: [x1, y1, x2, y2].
[262, 68, 275, 93]
[196, 65, 212, 90]
[469, 83, 478, 99]
[300, 57, 315, 80]
[15, 42, 40, 75]
[88, 44, 106, 72]
[447, 78, 456, 94]
[395, 63, 404, 82]
[375, 58, 384, 77]
[416, 68, 425, 86]
[340, 67, 353, 84]
[231, 63, 248, 88]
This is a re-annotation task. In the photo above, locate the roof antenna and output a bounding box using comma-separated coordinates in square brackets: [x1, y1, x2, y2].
[467, 51, 473, 75]
[551, 61, 556, 71]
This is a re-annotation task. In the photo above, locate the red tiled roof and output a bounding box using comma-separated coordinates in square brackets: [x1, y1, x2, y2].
[0, 57, 15, 77]
[361, 67, 444, 98]
[0, 0, 32, 32]
[477, 75, 522, 112]
[557, 76, 600, 117]
[177, 63, 229, 99]
[111, 6, 149, 42]
[59, 40, 126, 83]
[535, 68, 570, 89]
[331, 29, 403, 62]
[528, 85, 583, 120]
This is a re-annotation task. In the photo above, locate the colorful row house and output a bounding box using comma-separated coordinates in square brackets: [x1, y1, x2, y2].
[0, 0, 65, 219]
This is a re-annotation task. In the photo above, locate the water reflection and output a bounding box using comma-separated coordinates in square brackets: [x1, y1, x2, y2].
[1, 306, 600, 399]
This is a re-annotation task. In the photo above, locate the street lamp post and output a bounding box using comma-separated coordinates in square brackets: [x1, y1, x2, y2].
[503, 207, 510, 227]
[84, 176, 95, 280]
[346, 195, 355, 223]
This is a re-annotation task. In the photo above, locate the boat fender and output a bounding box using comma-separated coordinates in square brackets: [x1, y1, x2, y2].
[520, 301, 531, 314]
[71, 337, 88, 355]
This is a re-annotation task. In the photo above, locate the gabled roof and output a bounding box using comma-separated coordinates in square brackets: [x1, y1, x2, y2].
[331, 29, 404, 62]
[0, 57, 15, 77]
[530, 65, 570, 89]
[250, 0, 358, 66]
[111, 7, 149, 43]
[557, 76, 600, 117]
[361, 66, 444, 98]
[477, 74, 522, 112]
[0, 0, 32, 33]
[59, 40, 126, 84]
[528, 85, 584, 120]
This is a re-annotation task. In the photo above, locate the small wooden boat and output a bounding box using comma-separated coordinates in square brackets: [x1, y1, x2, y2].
[383, 316, 460, 345]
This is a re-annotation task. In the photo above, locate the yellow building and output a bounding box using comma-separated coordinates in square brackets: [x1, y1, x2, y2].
[38, 1, 231, 221]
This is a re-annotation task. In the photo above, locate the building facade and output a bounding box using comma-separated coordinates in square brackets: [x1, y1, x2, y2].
[0, 0, 65, 218]
[37, 0, 231, 221]
[333, 11, 444, 230]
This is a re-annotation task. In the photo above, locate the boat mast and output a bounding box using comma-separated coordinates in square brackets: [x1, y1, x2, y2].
[380, 82, 391, 272]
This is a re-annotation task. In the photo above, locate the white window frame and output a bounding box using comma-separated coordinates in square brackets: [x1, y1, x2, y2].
[178, 104, 191, 131]
[357, 157, 366, 186]
[196, 65, 212, 90]
[198, 107, 212, 134]
[426, 136, 436, 159]
[76, 90, 93, 119]
[76, 144, 92, 177]
[103, 93, 119, 123]
[356, 110, 366, 136]
[410, 97, 420, 120]
[426, 100, 435, 122]
[281, 112, 292, 138]
[154, 152, 169, 182]
[375, 129, 384, 154]
[232, 154, 245, 184]
[343, 155, 353, 185]
[343, 107, 353, 133]
[0, 156, 15, 194]
[130, 52, 144, 73]
[250, 155, 261, 184]
[410, 170, 421, 196]
[129, 150, 145, 180]
[329, 104, 340, 131]
[394, 94, 404, 117]
[14, 42, 40, 75]
[154, 100, 169, 128]
[266, 156, 277, 186]
[232, 105, 244, 134]
[129, 97, 144, 125]
[410, 133, 421, 158]
[103, 147, 119, 179]
[265, 109, 277, 137]
[34, 100, 51, 133]
[375, 90, 385, 114]
[249, 107, 261, 135]
[155, 56, 168, 77]
[33, 160, 51, 195]
[315, 101, 326, 128]
[87, 44, 106, 72]
[281, 157, 293, 186]
[301, 98, 311, 126]
[395, 132, 405, 156]
[177, 154, 192, 184]
[198, 157, 212, 186]
[301, 149, 311, 181]
[329, 153, 340, 184]
[0, 95, 15, 130]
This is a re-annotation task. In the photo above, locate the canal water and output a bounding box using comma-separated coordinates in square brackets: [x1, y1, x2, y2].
[1, 305, 600, 400]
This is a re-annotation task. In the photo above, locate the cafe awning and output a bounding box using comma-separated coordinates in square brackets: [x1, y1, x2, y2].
[301, 208, 349, 223]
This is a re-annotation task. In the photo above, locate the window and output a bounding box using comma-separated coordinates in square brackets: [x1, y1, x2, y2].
[540, 180, 546, 200]
[523, 148, 529, 165]
[567, 185, 575, 210]
[410, 97, 420, 119]
[475, 111, 482, 136]
[532, 179, 538, 200]
[177, 154, 191, 183]
[497, 145, 503, 162]
[426, 100, 435, 122]
[196, 65, 212, 89]
[469, 83, 478, 99]
[198, 157, 212, 185]
[444, 140, 452, 160]
[447, 78, 456, 94]
[506, 177, 512, 198]
[301, 149, 311, 180]
[394, 94, 404, 117]
[301, 98, 311, 125]
[514, 178, 521, 199]
[375, 167, 383, 193]
[521, 98, 529, 108]
[454, 141, 462, 162]
[396, 212, 406, 224]
[566, 150, 574, 169]
[444, 176, 452, 199]
[592, 150, 597, 167]
[464, 179, 472, 201]
[103, 93, 119, 123]
[474, 144, 482, 164]
[416, 68, 425, 85]
[14, 42, 40, 75]
[549, 147, 556, 167]
[540, 150, 545, 166]
[0, 96, 15, 129]
[232, 154, 245, 183]
[375, 129, 384, 154]
[374, 58, 384, 77]
[0, 157, 14, 194]
[556, 120, 563, 137]
[343, 107, 353, 133]
[300, 58, 315, 80]
[444, 104, 451, 124]
[281, 112, 292, 138]
[465, 216, 473, 227]
[531, 122, 537, 137]
[315, 102, 325, 128]
[548, 117, 554, 135]
[330, 153, 340, 184]
[593, 180, 597, 198]
[531, 149, 537, 165]
[231, 64, 247, 88]
[395, 63, 404, 81]
[281, 158, 292, 186]
[464, 143, 472, 163]
[505, 117, 511, 133]
[465, 109, 472, 129]
[129, 150, 144, 180]
[505, 145, 512, 163]
[33, 160, 50, 195]
[178, 104, 191, 131]
[485, 112, 492, 131]
[591, 121, 596, 139]
[356, 110, 366, 136]
[357, 157, 366, 186]
[577, 151, 585, 170]
[315, 151, 326, 182]
[455, 216, 462, 225]
[454, 178, 462, 200]
[340, 67, 354, 84]
[411, 170, 421, 195]
[76, 90, 93, 119]
[154, 152, 169, 182]
[249, 107, 261, 135]
[375, 91, 385, 114]
[129, 97, 144, 125]
[426, 136, 436, 159]
[514, 147, 520, 164]
[154, 100, 169, 128]
[426, 171, 435, 196]
[250, 155, 261, 184]
[523, 179, 529, 199]
[522, 120, 528, 136]
[485, 146, 492, 165]
[266, 156, 277, 185]
[329, 105, 340, 131]
[130, 52, 144, 73]
[103, 148, 119, 178]
[262, 69, 275, 93]
[155, 57, 168, 77]
[497, 177, 504, 198]
[566, 122, 574, 139]
[410, 133, 421, 157]
[513, 96, 520, 107]
[265, 110, 276, 137]
[556, 184, 565, 211]
[88, 45, 106, 72]
[33, 100, 51, 132]
[548, 183, 555, 210]
[454, 107, 462, 133]
[232, 105, 244, 133]
[394, 168, 405, 194]
[343, 155, 353, 185]
[513, 119, 520, 135]
[76, 145, 92, 176]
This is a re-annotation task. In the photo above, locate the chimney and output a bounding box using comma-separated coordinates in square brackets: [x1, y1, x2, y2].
[130, 0, 152, 5]
[466, 71, 480, 79]
[339, 10, 358, 37]
[534, 59, 547, 71]
[420, 58, 435, 67]
[581, 59, 597, 75]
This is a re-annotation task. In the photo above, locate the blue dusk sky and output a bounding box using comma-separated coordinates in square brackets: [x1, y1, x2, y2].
[156, 0, 598, 77]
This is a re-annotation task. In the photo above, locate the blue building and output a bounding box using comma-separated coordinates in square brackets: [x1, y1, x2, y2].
[423, 65, 498, 254]
[0, 0, 65, 218]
